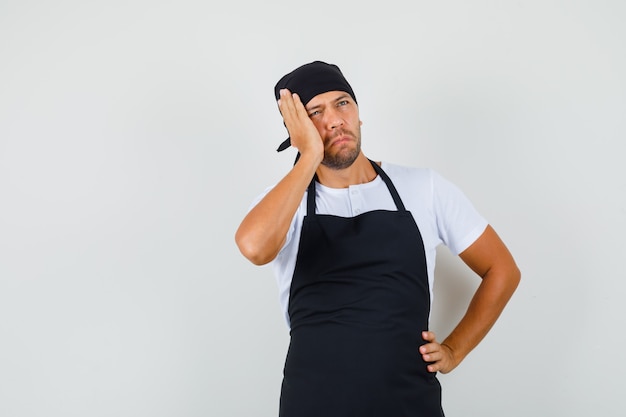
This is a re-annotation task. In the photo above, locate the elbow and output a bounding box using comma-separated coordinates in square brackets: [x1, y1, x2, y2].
[485, 261, 521, 297]
[242, 248, 275, 266]
[235, 231, 276, 266]
[512, 262, 521, 283]
[508, 263, 522, 293]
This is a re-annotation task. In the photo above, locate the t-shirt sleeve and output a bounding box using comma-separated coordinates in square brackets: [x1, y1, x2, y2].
[431, 170, 488, 255]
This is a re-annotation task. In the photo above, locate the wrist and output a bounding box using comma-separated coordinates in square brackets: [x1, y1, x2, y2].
[297, 148, 324, 167]
[440, 342, 461, 370]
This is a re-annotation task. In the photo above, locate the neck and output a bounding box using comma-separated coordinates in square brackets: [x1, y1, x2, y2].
[315, 153, 379, 188]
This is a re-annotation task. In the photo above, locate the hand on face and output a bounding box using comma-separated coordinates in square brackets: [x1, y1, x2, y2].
[277, 89, 324, 160]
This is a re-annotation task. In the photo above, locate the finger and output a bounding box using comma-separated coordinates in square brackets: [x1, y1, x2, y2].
[280, 89, 301, 120]
[290, 93, 308, 118]
[422, 347, 448, 373]
[421, 348, 443, 362]
[426, 363, 440, 373]
[419, 331, 438, 355]
[419, 342, 440, 355]
[422, 330, 436, 343]
[278, 89, 295, 115]
[423, 353, 443, 373]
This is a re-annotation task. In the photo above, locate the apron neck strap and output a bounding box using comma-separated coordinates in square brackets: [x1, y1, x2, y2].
[369, 160, 406, 211]
[306, 160, 407, 215]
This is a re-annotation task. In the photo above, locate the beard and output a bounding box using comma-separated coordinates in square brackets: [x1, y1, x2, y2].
[321, 128, 362, 170]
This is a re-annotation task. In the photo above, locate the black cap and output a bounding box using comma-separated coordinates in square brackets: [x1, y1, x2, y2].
[274, 61, 356, 152]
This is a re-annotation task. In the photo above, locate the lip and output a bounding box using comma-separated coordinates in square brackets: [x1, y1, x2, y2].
[330, 135, 352, 147]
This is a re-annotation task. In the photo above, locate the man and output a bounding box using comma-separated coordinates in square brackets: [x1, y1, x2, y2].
[235, 61, 520, 417]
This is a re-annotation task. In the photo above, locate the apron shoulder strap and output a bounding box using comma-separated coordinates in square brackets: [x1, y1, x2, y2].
[369, 160, 407, 212]
[306, 161, 408, 215]
[306, 175, 317, 216]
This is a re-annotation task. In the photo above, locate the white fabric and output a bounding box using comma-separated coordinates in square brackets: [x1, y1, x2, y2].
[251, 162, 488, 327]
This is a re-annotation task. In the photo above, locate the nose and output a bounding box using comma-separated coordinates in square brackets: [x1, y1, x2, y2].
[324, 108, 343, 131]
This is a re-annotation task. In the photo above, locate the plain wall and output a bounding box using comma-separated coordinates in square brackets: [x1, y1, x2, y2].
[1, 1, 625, 416]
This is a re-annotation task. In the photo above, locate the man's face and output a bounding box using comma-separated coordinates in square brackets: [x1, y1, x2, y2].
[305, 91, 362, 170]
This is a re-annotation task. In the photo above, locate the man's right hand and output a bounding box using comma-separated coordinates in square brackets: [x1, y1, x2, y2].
[278, 89, 324, 160]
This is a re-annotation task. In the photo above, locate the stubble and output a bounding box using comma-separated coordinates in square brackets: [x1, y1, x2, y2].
[321, 128, 362, 170]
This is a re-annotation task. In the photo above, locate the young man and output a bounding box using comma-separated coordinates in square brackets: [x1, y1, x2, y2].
[235, 61, 520, 417]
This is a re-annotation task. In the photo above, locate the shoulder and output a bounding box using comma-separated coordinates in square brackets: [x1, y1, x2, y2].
[381, 161, 433, 179]
[380, 161, 430, 176]
[381, 161, 467, 194]
[379, 161, 441, 192]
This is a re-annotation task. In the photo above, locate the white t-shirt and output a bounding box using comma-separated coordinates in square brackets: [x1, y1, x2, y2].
[252, 161, 488, 327]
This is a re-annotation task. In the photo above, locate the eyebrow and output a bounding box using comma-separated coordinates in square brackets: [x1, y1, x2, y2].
[306, 94, 351, 112]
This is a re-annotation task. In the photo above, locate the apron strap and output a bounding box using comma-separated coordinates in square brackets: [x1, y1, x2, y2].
[368, 159, 407, 212]
[307, 175, 317, 216]
[305, 160, 408, 215]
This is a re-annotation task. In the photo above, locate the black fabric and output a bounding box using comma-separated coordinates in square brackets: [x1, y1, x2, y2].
[279, 160, 445, 417]
[274, 61, 357, 153]
[274, 61, 357, 106]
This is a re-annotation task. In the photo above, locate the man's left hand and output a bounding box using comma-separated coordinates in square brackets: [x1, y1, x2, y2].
[419, 331, 457, 374]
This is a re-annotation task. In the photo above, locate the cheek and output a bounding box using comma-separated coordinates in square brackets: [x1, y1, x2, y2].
[311, 120, 325, 135]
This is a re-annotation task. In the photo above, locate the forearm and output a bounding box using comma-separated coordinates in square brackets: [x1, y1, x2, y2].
[441, 264, 520, 369]
[235, 151, 322, 265]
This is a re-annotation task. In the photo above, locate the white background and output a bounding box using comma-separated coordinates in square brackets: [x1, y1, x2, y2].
[1, 1, 625, 416]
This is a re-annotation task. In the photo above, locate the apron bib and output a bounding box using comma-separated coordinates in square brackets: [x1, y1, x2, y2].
[279, 160, 444, 417]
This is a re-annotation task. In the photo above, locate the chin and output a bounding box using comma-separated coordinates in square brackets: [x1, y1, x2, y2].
[321, 148, 360, 170]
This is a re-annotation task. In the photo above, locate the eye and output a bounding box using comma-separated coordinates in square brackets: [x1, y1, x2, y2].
[308, 110, 321, 117]
[337, 100, 349, 107]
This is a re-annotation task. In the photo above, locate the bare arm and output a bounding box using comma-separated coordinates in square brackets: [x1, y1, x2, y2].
[420, 225, 521, 373]
[235, 90, 323, 265]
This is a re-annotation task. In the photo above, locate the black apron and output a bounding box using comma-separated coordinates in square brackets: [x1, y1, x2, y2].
[279, 160, 444, 417]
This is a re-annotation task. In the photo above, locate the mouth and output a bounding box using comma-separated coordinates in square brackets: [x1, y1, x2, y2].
[329, 133, 353, 147]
